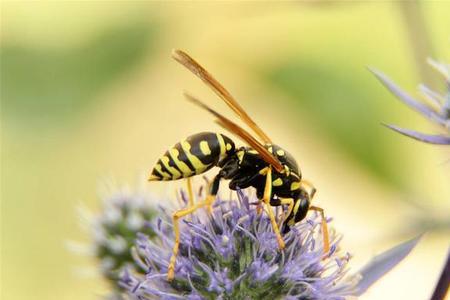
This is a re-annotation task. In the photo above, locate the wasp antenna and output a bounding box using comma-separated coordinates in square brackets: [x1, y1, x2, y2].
[171, 49, 184, 60]
[183, 90, 195, 101]
[183, 92, 211, 113]
[172, 50, 186, 67]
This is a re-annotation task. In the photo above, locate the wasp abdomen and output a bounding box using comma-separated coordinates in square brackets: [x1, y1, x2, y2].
[149, 132, 235, 181]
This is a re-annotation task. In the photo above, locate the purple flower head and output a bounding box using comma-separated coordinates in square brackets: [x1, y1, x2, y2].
[74, 183, 419, 299]
[89, 184, 158, 298]
[121, 190, 359, 299]
[370, 59, 450, 145]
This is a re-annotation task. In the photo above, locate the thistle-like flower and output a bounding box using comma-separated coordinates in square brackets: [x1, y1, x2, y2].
[89, 186, 158, 297]
[120, 190, 355, 299]
[371, 59, 450, 145]
[78, 184, 419, 299]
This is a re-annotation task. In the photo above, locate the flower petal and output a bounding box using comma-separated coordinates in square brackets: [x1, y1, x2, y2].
[369, 68, 446, 126]
[355, 235, 422, 296]
[418, 84, 445, 107]
[385, 124, 450, 145]
[427, 58, 449, 82]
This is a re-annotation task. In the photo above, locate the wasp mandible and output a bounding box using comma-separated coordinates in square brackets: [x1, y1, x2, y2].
[149, 50, 330, 281]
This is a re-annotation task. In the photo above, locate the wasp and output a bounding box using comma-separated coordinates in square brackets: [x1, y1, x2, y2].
[149, 50, 330, 281]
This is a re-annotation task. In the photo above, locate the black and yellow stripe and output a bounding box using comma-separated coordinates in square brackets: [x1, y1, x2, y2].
[149, 132, 235, 181]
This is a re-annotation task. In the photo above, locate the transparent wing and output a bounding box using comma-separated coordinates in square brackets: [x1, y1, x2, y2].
[173, 49, 272, 144]
[185, 92, 283, 172]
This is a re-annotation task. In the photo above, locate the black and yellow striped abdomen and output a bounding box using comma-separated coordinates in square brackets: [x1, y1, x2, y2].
[149, 132, 235, 181]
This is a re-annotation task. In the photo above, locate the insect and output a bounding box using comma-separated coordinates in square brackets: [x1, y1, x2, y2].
[149, 50, 330, 281]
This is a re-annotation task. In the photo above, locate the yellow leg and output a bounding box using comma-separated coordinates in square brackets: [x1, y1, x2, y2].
[262, 167, 285, 250]
[186, 177, 195, 208]
[309, 205, 330, 254]
[204, 174, 222, 213]
[277, 198, 294, 228]
[203, 178, 215, 214]
[167, 199, 210, 281]
[256, 202, 263, 215]
[205, 194, 215, 213]
[256, 167, 270, 215]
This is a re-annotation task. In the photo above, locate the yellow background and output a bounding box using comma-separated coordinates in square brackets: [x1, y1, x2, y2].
[2, 2, 449, 300]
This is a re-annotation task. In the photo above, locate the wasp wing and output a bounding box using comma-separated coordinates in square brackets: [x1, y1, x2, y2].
[215, 119, 284, 173]
[185, 92, 283, 172]
[173, 49, 272, 144]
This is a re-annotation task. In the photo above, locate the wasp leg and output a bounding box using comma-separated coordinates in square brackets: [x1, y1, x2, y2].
[270, 198, 295, 229]
[186, 177, 195, 207]
[255, 167, 270, 215]
[257, 207, 264, 215]
[204, 172, 223, 213]
[205, 159, 240, 212]
[262, 167, 285, 250]
[183, 177, 196, 221]
[269, 197, 284, 224]
[168, 199, 210, 281]
[229, 171, 262, 210]
[309, 205, 330, 254]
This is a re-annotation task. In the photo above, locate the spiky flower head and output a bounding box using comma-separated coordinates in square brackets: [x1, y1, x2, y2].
[90, 185, 157, 297]
[120, 190, 359, 299]
[371, 59, 450, 145]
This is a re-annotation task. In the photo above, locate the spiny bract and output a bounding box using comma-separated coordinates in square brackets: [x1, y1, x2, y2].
[371, 58, 450, 145]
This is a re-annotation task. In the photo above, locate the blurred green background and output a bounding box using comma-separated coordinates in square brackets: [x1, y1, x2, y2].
[1, 2, 449, 300]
